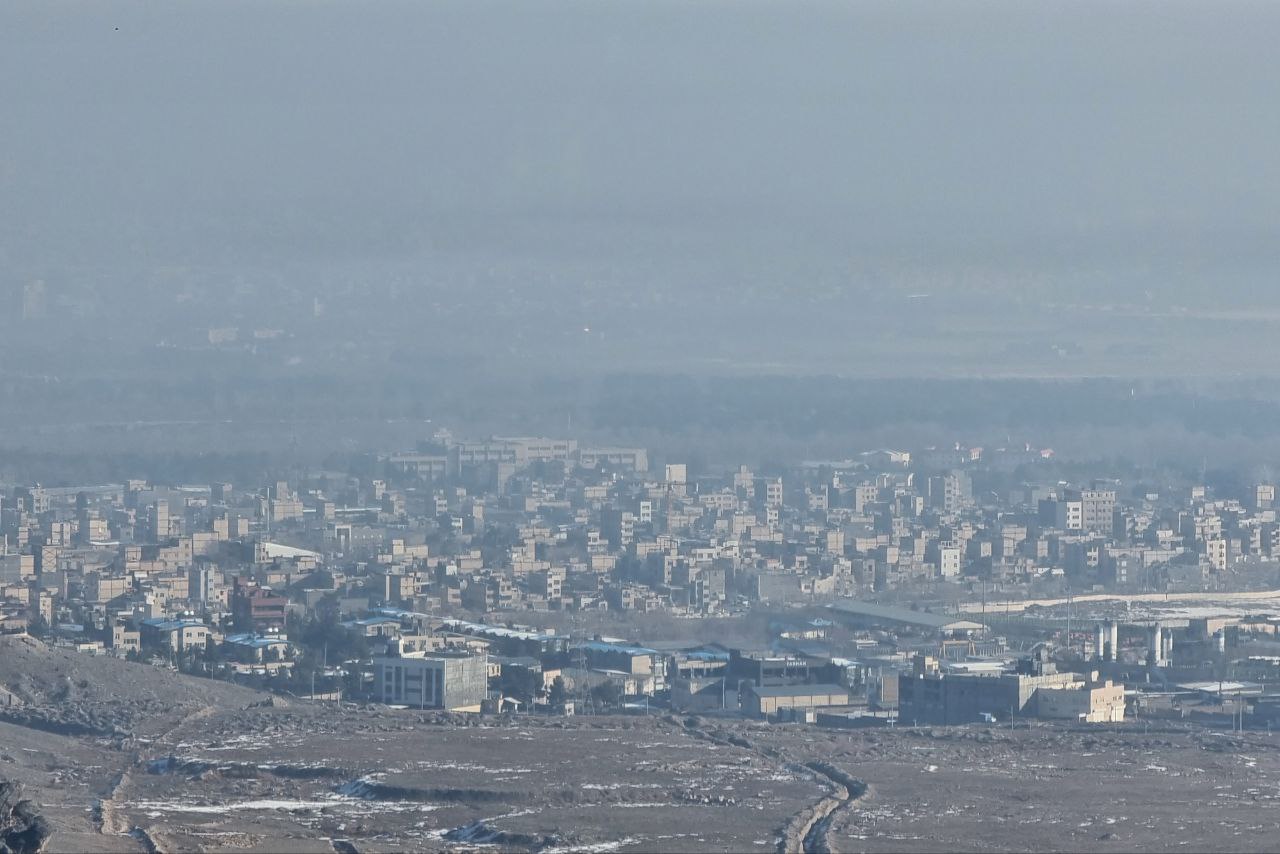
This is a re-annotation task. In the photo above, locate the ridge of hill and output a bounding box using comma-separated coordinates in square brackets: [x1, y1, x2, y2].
[0, 635, 267, 739]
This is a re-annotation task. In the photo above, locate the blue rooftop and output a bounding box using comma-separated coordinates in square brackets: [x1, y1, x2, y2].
[581, 640, 659, 657]
[141, 618, 205, 632]
[225, 633, 289, 648]
[683, 650, 730, 662]
[341, 616, 401, 628]
[372, 607, 423, 620]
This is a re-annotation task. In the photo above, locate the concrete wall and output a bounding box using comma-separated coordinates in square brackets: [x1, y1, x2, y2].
[443, 654, 488, 712]
[747, 687, 849, 717]
[672, 677, 725, 712]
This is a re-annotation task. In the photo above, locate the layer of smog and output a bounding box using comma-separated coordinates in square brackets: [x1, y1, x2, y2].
[3, 2, 1280, 852]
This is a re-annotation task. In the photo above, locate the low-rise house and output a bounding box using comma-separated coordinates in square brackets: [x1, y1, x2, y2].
[223, 633, 293, 662]
[110, 623, 141, 655]
[0, 602, 28, 635]
[341, 615, 402, 639]
[139, 617, 210, 653]
[579, 640, 666, 693]
[744, 684, 850, 718]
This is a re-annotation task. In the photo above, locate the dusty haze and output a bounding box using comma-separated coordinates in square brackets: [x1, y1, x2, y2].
[3, 1, 1280, 477]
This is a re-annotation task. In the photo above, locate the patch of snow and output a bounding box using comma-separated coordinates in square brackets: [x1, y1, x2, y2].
[541, 839, 639, 854]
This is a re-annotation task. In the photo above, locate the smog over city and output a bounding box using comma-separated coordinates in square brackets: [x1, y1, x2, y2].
[3, 2, 1280, 853]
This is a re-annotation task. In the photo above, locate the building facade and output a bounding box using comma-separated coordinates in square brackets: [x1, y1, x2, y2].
[374, 651, 488, 712]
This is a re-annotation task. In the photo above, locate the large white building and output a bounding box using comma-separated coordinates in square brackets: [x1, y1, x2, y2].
[374, 650, 488, 712]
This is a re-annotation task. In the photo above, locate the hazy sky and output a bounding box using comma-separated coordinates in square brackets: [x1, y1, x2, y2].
[3, 1, 1280, 297]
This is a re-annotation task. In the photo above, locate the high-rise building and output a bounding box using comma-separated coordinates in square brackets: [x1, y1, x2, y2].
[1077, 489, 1117, 534]
[151, 500, 170, 543]
[931, 471, 972, 515]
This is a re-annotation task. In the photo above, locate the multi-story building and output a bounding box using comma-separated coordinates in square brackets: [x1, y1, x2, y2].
[1076, 489, 1117, 534]
[374, 650, 488, 711]
[938, 544, 962, 578]
[578, 447, 649, 472]
[898, 654, 1125, 725]
[230, 577, 287, 631]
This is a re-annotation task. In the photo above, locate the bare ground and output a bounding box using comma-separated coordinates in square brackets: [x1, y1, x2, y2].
[5, 636, 1280, 852]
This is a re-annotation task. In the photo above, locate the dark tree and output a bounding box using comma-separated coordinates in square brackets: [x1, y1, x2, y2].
[590, 680, 623, 710]
[548, 675, 567, 708]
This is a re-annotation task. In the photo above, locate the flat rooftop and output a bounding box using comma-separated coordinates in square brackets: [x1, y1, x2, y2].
[750, 683, 848, 698]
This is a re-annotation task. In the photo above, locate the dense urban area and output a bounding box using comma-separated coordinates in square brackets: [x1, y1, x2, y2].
[7, 432, 1280, 851]
[8, 2, 1280, 851]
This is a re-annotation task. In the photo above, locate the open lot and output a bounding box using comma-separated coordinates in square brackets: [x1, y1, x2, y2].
[6, 637, 1280, 852]
[745, 725, 1280, 853]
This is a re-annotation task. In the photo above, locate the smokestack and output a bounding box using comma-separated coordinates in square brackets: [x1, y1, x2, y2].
[1108, 621, 1119, 662]
[1148, 623, 1163, 667]
[1095, 623, 1106, 662]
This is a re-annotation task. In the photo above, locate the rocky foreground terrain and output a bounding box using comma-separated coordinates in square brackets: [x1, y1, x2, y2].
[0, 778, 50, 854]
[4, 635, 1280, 852]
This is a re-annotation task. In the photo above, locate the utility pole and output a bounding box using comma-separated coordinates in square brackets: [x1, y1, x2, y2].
[1066, 590, 1072, 657]
[569, 614, 592, 715]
